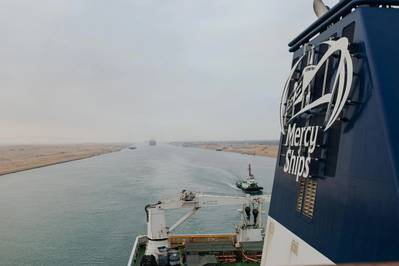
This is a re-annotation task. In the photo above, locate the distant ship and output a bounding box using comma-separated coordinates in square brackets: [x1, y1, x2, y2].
[149, 140, 157, 146]
[128, 146, 137, 150]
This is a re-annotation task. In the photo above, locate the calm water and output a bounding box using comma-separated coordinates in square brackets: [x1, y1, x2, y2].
[0, 144, 276, 265]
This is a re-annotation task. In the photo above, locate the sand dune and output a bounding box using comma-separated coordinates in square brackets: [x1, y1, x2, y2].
[0, 144, 127, 176]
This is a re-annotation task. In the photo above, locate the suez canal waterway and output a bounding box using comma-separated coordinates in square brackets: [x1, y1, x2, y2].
[0, 144, 275, 265]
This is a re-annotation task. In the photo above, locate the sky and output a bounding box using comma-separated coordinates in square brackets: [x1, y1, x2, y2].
[0, 0, 338, 144]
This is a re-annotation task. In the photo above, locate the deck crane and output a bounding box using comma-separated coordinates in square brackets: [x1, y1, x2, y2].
[144, 190, 270, 261]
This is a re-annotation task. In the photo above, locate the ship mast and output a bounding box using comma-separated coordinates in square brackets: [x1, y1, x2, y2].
[248, 164, 254, 178]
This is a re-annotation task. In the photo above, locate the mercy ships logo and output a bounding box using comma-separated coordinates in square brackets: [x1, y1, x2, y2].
[280, 37, 353, 181]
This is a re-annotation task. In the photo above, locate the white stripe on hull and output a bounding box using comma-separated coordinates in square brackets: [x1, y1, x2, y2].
[261, 216, 334, 266]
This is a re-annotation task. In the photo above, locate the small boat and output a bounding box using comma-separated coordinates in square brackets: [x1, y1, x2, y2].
[129, 146, 137, 150]
[236, 164, 263, 195]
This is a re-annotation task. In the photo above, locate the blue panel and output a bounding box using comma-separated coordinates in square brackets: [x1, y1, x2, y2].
[269, 7, 399, 263]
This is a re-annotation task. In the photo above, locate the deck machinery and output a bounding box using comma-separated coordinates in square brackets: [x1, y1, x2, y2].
[128, 191, 270, 266]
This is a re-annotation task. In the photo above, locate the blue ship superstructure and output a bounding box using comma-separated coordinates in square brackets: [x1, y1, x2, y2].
[262, 1, 399, 265]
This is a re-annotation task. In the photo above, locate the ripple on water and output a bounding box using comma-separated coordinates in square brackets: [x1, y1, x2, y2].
[0, 144, 276, 266]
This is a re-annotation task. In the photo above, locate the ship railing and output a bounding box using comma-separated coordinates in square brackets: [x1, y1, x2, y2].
[127, 235, 147, 266]
[168, 233, 236, 248]
[289, 0, 399, 52]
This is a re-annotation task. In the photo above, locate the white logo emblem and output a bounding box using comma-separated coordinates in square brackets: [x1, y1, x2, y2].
[280, 37, 353, 134]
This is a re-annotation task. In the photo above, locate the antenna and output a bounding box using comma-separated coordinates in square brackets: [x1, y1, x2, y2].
[313, 0, 330, 17]
[248, 164, 254, 178]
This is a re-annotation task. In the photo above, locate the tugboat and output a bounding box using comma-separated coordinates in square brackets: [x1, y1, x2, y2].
[236, 164, 263, 195]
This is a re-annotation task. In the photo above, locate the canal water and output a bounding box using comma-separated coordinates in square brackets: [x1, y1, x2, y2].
[0, 144, 276, 265]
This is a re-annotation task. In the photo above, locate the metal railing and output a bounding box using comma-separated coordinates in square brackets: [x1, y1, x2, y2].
[289, 0, 399, 52]
[127, 235, 147, 266]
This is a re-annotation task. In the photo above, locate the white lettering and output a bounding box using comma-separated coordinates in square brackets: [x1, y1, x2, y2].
[304, 127, 310, 147]
[285, 124, 296, 146]
[309, 126, 319, 153]
[303, 157, 311, 178]
[294, 127, 301, 146]
[282, 124, 320, 181]
[284, 149, 291, 172]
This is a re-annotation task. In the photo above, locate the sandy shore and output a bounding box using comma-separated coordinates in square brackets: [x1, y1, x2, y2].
[199, 143, 278, 158]
[173, 141, 279, 158]
[0, 143, 127, 176]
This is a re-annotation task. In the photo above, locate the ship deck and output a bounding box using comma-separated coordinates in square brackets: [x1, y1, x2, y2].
[128, 234, 263, 266]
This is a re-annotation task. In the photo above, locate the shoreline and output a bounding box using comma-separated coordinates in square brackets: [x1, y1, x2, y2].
[172, 141, 279, 158]
[0, 144, 128, 176]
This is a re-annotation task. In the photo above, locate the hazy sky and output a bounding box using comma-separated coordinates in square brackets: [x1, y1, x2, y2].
[0, 0, 338, 144]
